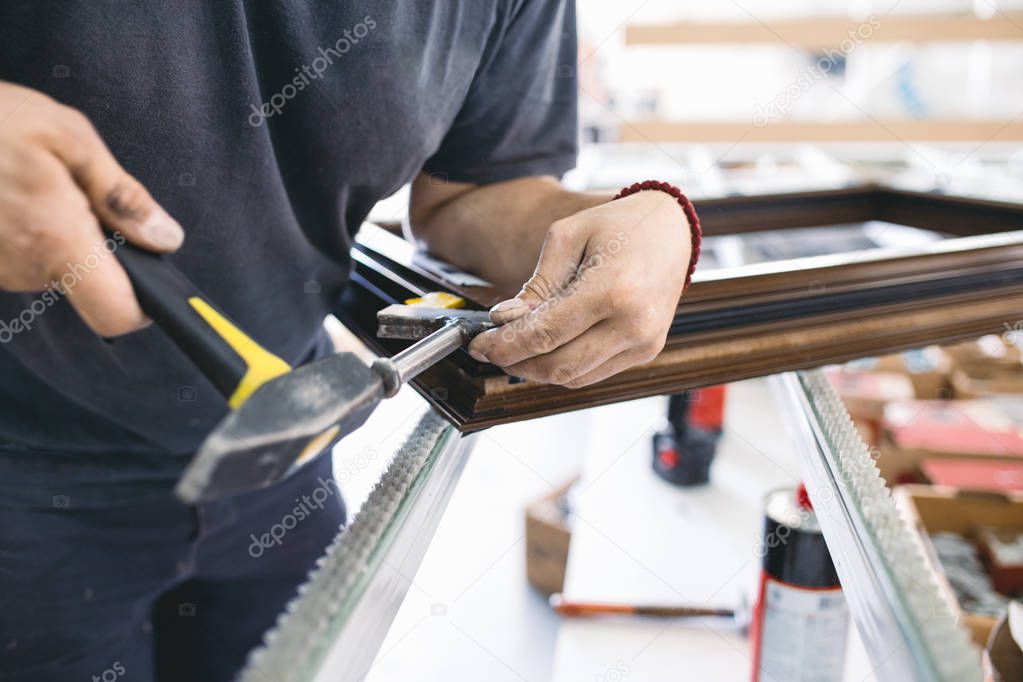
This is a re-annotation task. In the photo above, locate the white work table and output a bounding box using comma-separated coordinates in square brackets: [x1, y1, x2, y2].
[552, 379, 876, 682]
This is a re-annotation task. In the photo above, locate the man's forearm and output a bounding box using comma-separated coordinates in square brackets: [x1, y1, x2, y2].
[409, 175, 610, 292]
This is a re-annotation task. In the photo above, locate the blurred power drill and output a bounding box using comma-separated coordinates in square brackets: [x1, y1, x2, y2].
[651, 385, 727, 486]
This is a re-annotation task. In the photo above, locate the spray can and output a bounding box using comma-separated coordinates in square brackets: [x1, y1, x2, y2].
[750, 484, 849, 682]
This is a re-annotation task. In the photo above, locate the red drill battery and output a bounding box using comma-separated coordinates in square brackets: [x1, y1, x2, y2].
[652, 385, 727, 486]
[750, 485, 849, 682]
[689, 384, 726, 432]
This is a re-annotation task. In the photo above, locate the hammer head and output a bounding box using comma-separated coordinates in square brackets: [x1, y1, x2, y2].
[175, 352, 384, 503]
[175, 302, 493, 503]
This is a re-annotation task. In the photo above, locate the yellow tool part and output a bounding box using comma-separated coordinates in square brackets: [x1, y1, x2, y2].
[295, 424, 341, 467]
[188, 297, 292, 409]
[403, 292, 464, 309]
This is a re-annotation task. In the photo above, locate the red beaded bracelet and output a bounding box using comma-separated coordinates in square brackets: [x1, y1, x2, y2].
[611, 180, 702, 291]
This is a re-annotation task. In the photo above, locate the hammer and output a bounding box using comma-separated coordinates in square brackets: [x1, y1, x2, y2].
[113, 241, 493, 503]
[172, 303, 494, 502]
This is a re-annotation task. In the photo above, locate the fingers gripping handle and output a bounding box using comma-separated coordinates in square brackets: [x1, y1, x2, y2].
[115, 241, 291, 408]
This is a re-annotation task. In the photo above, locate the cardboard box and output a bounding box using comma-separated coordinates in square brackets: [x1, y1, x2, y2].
[856, 346, 953, 400]
[827, 367, 916, 419]
[952, 366, 1023, 400]
[895, 485, 1023, 646]
[525, 479, 575, 595]
[944, 336, 1021, 374]
[922, 458, 1023, 493]
[977, 526, 1023, 595]
[878, 399, 1023, 483]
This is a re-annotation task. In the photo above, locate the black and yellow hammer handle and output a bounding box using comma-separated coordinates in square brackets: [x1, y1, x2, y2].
[116, 242, 291, 409]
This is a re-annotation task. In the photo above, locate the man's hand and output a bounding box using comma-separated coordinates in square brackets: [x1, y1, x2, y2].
[0, 81, 183, 337]
[467, 190, 690, 388]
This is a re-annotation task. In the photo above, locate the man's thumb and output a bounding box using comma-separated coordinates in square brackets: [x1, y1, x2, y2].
[91, 174, 184, 252]
[490, 220, 585, 324]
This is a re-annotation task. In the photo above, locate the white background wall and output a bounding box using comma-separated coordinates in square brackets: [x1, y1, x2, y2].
[575, 0, 1023, 131]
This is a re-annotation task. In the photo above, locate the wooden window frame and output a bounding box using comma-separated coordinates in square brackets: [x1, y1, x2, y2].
[336, 184, 1023, 431]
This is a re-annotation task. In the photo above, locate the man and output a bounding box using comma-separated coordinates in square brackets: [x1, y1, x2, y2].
[0, 2, 693, 680]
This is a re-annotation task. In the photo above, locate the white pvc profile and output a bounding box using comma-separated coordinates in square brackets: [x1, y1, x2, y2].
[771, 371, 980, 682]
[240, 409, 476, 682]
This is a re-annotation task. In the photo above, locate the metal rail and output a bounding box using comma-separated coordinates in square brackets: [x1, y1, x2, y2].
[239, 409, 477, 682]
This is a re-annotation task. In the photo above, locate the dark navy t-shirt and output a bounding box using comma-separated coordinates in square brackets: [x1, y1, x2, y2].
[0, 1, 578, 507]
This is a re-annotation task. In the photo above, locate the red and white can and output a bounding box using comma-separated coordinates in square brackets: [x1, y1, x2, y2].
[750, 485, 849, 682]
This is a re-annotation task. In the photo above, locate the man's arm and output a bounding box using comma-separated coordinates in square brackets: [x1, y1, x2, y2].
[409, 172, 693, 389]
[409, 173, 607, 292]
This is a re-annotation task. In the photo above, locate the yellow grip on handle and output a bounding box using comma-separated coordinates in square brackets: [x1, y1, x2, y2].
[188, 297, 292, 409]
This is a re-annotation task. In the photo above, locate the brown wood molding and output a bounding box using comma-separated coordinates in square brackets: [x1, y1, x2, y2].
[667, 186, 1023, 237]
[351, 283, 1023, 430]
[696, 186, 881, 235]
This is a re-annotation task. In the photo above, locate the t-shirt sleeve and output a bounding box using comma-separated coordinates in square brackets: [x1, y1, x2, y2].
[422, 0, 578, 184]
